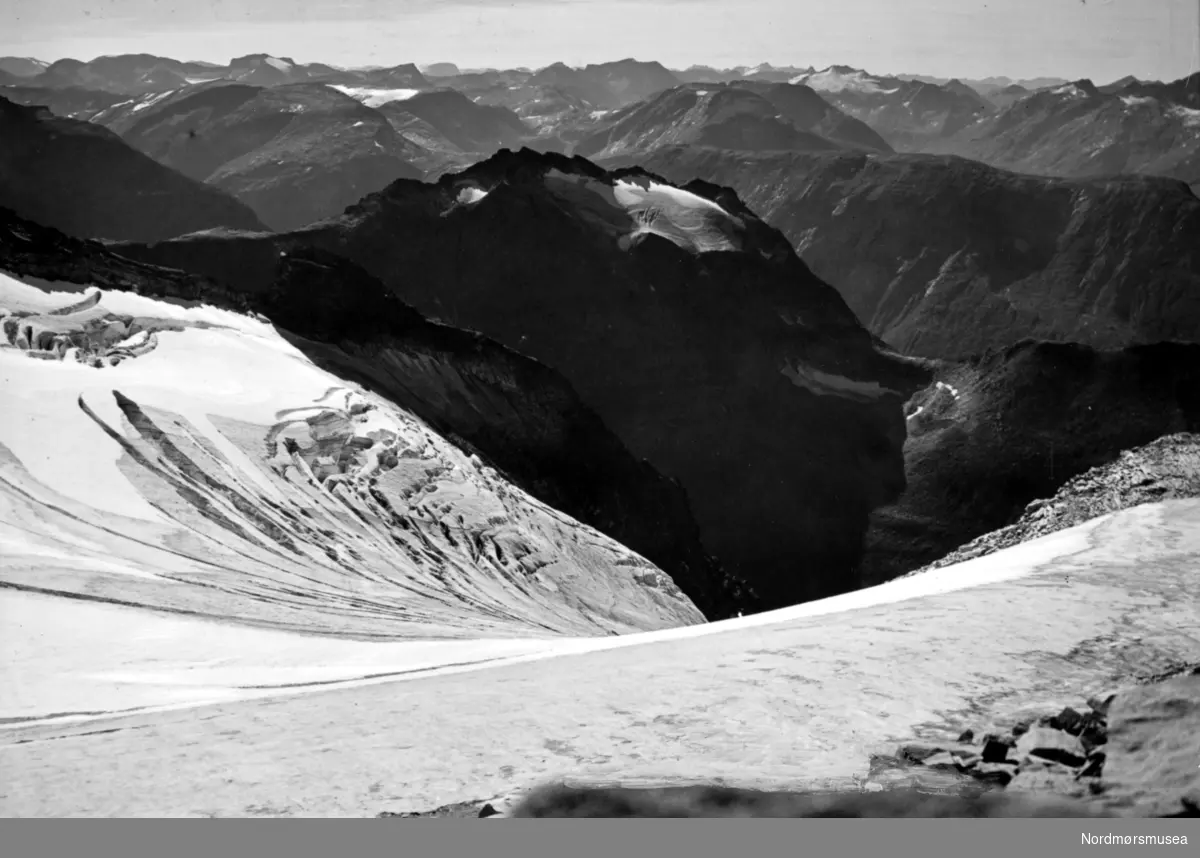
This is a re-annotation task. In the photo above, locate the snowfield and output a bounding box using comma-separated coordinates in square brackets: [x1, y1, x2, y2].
[327, 85, 420, 107]
[793, 67, 900, 95]
[2, 273, 1198, 818]
[0, 271, 704, 647]
[544, 168, 744, 253]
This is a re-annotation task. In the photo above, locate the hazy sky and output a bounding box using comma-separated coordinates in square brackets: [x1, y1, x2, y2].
[3, 0, 1198, 82]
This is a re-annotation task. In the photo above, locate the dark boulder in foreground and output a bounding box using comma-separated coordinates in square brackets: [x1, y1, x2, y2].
[114, 147, 931, 611]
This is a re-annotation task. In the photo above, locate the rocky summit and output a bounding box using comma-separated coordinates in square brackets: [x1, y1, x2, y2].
[112, 147, 931, 611]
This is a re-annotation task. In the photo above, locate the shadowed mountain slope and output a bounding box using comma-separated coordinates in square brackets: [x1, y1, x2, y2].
[112, 148, 931, 610]
[630, 146, 1200, 359]
[861, 341, 1200, 584]
[0, 95, 267, 241]
[104, 82, 425, 231]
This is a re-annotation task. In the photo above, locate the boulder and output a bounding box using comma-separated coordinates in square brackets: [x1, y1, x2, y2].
[1015, 726, 1088, 768]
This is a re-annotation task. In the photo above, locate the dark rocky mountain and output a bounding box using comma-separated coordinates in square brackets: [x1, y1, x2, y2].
[379, 89, 529, 154]
[528, 59, 680, 109]
[1099, 75, 1143, 95]
[917, 432, 1200, 574]
[0, 95, 266, 242]
[630, 146, 1200, 359]
[572, 85, 850, 160]
[0, 69, 21, 87]
[1117, 72, 1200, 107]
[0, 56, 49, 78]
[436, 71, 597, 148]
[982, 83, 1033, 109]
[1, 206, 744, 620]
[108, 81, 425, 231]
[111, 148, 931, 610]
[921, 75, 1200, 190]
[860, 341, 1200, 584]
[572, 82, 891, 160]
[733, 80, 894, 151]
[790, 65, 994, 149]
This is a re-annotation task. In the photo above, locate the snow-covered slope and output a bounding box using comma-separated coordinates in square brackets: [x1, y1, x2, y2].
[2, 496, 1196, 816]
[0, 270, 705, 650]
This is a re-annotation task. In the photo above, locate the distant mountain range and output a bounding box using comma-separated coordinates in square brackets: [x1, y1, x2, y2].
[921, 75, 1200, 190]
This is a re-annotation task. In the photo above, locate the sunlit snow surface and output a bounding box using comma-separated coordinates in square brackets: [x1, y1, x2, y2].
[543, 168, 743, 253]
[0, 271, 704, 666]
[327, 84, 420, 107]
[2, 274, 1199, 819]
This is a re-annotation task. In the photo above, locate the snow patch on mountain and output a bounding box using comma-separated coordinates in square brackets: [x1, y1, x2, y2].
[543, 168, 744, 254]
[130, 90, 176, 114]
[328, 85, 420, 107]
[1168, 104, 1200, 128]
[795, 67, 897, 95]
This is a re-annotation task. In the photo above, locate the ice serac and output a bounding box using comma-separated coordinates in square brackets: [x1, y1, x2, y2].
[0, 209, 709, 636]
[114, 148, 932, 611]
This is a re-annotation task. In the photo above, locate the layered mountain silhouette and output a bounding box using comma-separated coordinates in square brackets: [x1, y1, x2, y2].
[0, 206, 737, 623]
[631, 146, 1200, 359]
[572, 82, 890, 160]
[111, 148, 931, 609]
[0, 83, 127, 119]
[101, 81, 424, 230]
[377, 89, 529, 157]
[0, 56, 49, 78]
[790, 65, 993, 149]
[921, 75, 1200, 190]
[862, 341, 1200, 584]
[0, 95, 266, 241]
[528, 59, 680, 109]
[9, 53, 435, 94]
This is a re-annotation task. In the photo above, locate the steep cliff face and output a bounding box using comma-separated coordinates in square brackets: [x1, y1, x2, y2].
[116, 149, 930, 609]
[1, 208, 735, 621]
[861, 341, 1200, 584]
[630, 146, 1200, 359]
